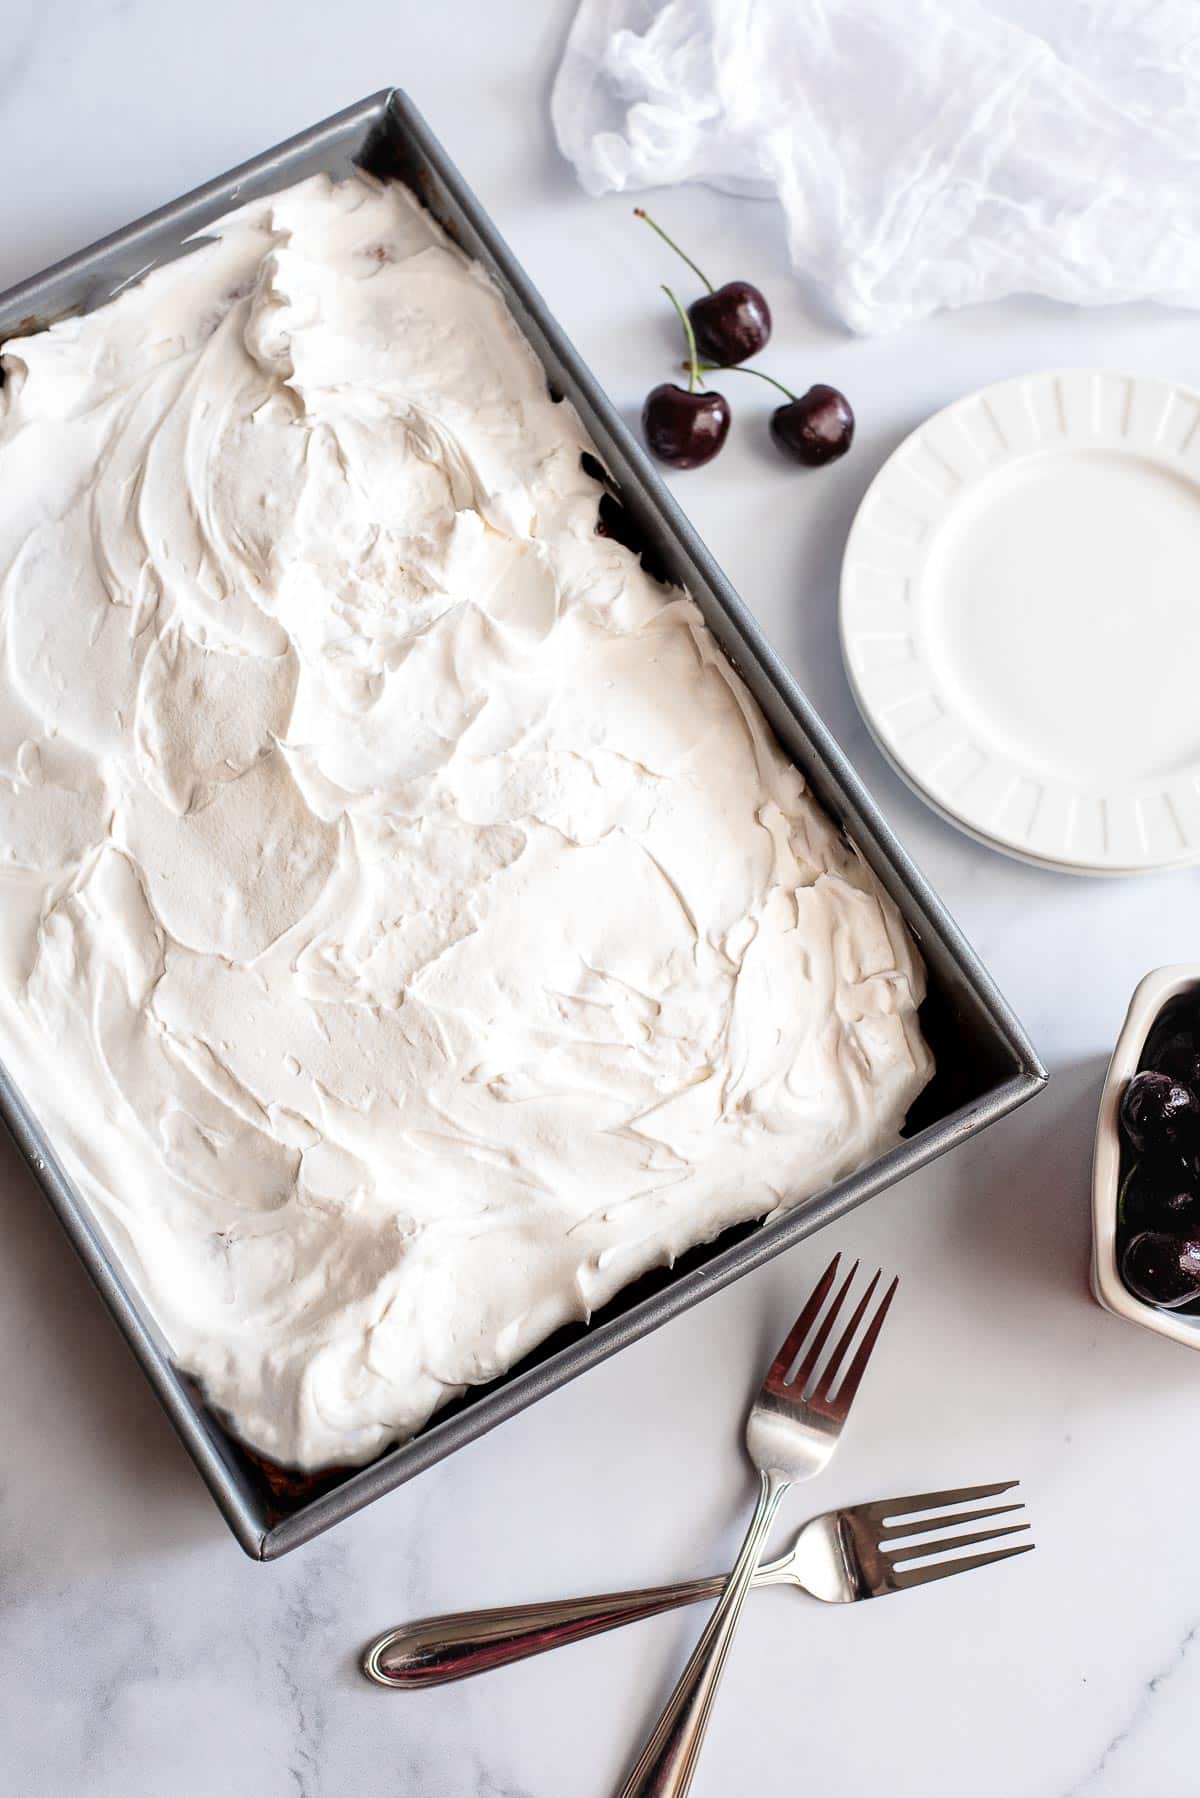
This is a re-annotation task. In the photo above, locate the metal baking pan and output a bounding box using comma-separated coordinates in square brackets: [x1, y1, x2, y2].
[0, 89, 1046, 1559]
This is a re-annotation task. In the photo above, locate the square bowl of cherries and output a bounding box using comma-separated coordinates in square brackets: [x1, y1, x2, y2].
[1093, 964, 1200, 1345]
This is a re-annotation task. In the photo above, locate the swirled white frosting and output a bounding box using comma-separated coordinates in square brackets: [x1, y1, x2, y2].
[0, 172, 932, 1470]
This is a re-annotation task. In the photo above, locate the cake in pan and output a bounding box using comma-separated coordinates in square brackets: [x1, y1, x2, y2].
[0, 172, 932, 1469]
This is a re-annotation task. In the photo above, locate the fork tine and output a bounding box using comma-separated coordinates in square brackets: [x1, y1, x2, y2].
[876, 1501, 1025, 1543]
[891, 1540, 1035, 1590]
[791, 1261, 861, 1391]
[821, 1272, 899, 1416]
[764, 1253, 842, 1388]
[856, 1480, 1020, 1524]
[809, 1268, 879, 1402]
[886, 1521, 1031, 1564]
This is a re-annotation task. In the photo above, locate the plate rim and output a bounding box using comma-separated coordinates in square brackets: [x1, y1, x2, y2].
[854, 689, 1199, 880]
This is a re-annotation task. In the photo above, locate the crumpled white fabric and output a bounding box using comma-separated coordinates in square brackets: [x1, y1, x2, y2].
[551, 0, 1200, 334]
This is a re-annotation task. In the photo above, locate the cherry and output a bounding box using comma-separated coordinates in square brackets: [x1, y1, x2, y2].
[1120, 1167, 1200, 1238]
[1119, 1069, 1200, 1156]
[1121, 1231, 1200, 1308]
[1148, 1027, 1200, 1093]
[643, 385, 730, 467]
[635, 209, 771, 366]
[691, 283, 771, 367]
[642, 287, 731, 470]
[771, 383, 855, 466]
[1154, 1189, 1200, 1234]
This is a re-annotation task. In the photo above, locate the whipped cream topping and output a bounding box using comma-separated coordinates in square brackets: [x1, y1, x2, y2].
[0, 173, 932, 1470]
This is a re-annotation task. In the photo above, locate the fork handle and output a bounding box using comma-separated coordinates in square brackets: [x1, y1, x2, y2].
[619, 1469, 788, 1798]
[363, 1574, 732, 1688]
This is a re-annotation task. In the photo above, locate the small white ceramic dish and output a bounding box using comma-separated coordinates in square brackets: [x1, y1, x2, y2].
[1091, 964, 1200, 1346]
[841, 370, 1200, 876]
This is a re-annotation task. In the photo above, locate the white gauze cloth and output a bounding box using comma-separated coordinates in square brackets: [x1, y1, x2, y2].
[551, 0, 1200, 334]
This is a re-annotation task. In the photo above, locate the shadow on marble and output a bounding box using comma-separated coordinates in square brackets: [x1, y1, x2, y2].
[949, 1051, 1106, 1310]
[0, 1129, 228, 1586]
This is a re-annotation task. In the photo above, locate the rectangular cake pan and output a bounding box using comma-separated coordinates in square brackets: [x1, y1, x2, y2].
[0, 90, 1046, 1559]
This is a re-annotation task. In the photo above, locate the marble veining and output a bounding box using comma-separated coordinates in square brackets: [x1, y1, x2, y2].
[1064, 1621, 1200, 1796]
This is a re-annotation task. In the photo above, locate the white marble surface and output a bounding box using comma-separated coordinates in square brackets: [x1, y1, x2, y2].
[3, 4, 1200, 1794]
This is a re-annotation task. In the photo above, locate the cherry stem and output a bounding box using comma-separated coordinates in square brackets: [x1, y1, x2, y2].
[665, 287, 703, 395]
[693, 361, 797, 401]
[635, 208, 714, 293]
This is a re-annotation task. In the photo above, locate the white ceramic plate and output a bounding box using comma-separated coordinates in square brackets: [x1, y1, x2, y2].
[841, 370, 1200, 875]
[1092, 964, 1200, 1348]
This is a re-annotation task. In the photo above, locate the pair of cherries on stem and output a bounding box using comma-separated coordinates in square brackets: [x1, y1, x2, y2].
[636, 211, 853, 471]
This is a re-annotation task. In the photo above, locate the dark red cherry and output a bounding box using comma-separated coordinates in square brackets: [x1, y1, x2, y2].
[1153, 1189, 1200, 1235]
[1117, 1164, 1155, 1232]
[1120, 1070, 1200, 1155]
[689, 282, 771, 367]
[770, 384, 855, 466]
[642, 383, 730, 468]
[635, 210, 772, 366]
[1149, 1028, 1200, 1093]
[1121, 1231, 1200, 1308]
[1120, 1165, 1200, 1237]
[644, 285, 732, 470]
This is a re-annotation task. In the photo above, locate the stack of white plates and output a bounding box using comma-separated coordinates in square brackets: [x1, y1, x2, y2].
[840, 370, 1200, 876]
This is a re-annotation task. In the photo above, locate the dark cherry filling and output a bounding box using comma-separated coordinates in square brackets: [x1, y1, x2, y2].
[1116, 994, 1200, 1312]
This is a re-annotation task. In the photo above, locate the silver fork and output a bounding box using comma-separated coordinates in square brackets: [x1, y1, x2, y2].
[362, 1479, 1032, 1689]
[618, 1251, 895, 1798]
